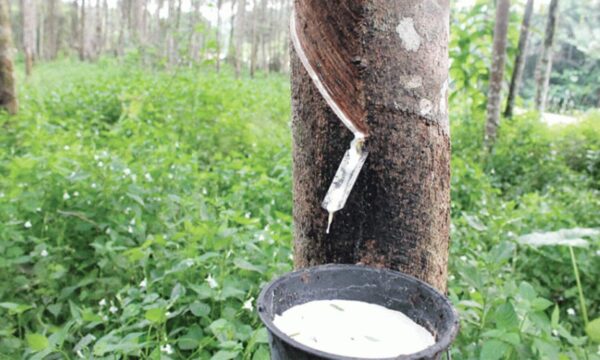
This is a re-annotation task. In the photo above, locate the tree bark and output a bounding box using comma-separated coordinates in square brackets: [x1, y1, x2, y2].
[234, 0, 246, 77]
[0, 0, 17, 114]
[535, 0, 559, 113]
[291, 0, 451, 292]
[46, 0, 59, 59]
[215, 0, 222, 72]
[504, 0, 533, 118]
[21, 0, 36, 76]
[79, 0, 86, 61]
[484, 0, 510, 149]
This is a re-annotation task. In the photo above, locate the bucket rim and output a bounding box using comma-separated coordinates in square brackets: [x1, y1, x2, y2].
[257, 263, 460, 360]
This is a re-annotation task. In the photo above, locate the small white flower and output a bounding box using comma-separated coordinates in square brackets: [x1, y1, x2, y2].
[243, 297, 255, 311]
[0, 192, 4, 198]
[130, 174, 137, 182]
[144, 173, 153, 182]
[105, 228, 111, 235]
[124, 207, 131, 214]
[91, 183, 97, 189]
[76, 349, 84, 358]
[123, 168, 131, 176]
[596, 250, 600, 257]
[160, 344, 174, 354]
[102, 315, 108, 321]
[552, 329, 559, 337]
[64, 145, 70, 150]
[206, 274, 218, 289]
[139, 278, 147, 289]
[63, 192, 71, 200]
[226, 250, 233, 258]
[73, 191, 79, 197]
[184, 259, 194, 267]
[245, 212, 251, 219]
[127, 226, 133, 234]
[166, 311, 172, 317]
[175, 142, 180, 148]
[109, 305, 118, 314]
[288, 253, 294, 261]
[469, 287, 476, 294]
[40, 249, 48, 257]
[567, 308, 576, 316]
[449, 275, 456, 281]
[258, 234, 265, 241]
[99, 298, 107, 307]
[202, 188, 208, 195]
[35, 207, 41, 212]
[130, 218, 136, 225]
[94, 154, 100, 161]
[97, 161, 104, 168]
[24, 221, 32, 228]
[168, 173, 174, 179]
[460, 255, 467, 262]
[271, 199, 275, 205]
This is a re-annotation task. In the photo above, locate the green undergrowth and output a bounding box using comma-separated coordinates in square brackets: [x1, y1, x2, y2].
[0, 60, 599, 359]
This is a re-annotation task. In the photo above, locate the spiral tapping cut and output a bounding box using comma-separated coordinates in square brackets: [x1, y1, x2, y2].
[290, 10, 369, 234]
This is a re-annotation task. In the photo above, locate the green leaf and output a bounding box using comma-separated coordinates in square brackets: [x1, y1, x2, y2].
[551, 305, 560, 329]
[211, 350, 239, 360]
[190, 302, 211, 317]
[494, 302, 519, 330]
[145, 307, 167, 324]
[0, 302, 33, 315]
[252, 346, 270, 360]
[26, 333, 49, 352]
[234, 258, 264, 273]
[531, 298, 554, 311]
[479, 339, 509, 360]
[586, 317, 600, 343]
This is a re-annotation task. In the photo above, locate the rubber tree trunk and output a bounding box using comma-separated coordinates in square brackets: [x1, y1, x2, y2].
[79, 0, 86, 61]
[484, 0, 510, 149]
[22, 0, 36, 76]
[535, 0, 559, 113]
[0, 0, 17, 114]
[215, 0, 222, 72]
[504, 0, 533, 118]
[291, 0, 451, 292]
[234, 0, 246, 77]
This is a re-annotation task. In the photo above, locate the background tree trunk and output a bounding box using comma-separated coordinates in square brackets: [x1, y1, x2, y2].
[249, 0, 260, 77]
[504, 0, 533, 118]
[79, 0, 86, 60]
[215, 0, 222, 72]
[46, 0, 59, 59]
[535, 0, 559, 113]
[0, 0, 17, 114]
[291, 0, 451, 292]
[484, 0, 510, 149]
[22, 0, 37, 76]
[234, 0, 245, 77]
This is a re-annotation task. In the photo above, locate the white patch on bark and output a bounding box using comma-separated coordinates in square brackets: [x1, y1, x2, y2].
[401, 75, 422, 89]
[419, 98, 433, 116]
[439, 80, 448, 114]
[396, 18, 421, 52]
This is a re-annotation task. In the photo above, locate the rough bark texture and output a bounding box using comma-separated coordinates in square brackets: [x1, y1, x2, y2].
[504, 0, 533, 118]
[0, 0, 17, 114]
[22, 0, 36, 76]
[484, 0, 510, 149]
[291, 0, 451, 292]
[79, 0, 86, 60]
[535, 0, 559, 113]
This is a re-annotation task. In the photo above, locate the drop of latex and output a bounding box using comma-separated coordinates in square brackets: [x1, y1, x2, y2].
[273, 299, 435, 358]
[326, 212, 334, 234]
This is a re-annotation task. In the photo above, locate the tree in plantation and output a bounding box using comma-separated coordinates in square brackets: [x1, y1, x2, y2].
[234, 0, 246, 77]
[484, 0, 510, 149]
[291, 0, 451, 292]
[21, 0, 37, 76]
[0, 0, 17, 114]
[505, 0, 534, 118]
[79, 0, 86, 60]
[46, 0, 60, 60]
[215, 0, 223, 72]
[535, 0, 559, 113]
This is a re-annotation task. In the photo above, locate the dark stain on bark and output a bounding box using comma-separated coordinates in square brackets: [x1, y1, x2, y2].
[292, 0, 450, 292]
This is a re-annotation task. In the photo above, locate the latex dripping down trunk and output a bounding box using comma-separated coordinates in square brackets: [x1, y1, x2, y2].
[290, 9, 368, 233]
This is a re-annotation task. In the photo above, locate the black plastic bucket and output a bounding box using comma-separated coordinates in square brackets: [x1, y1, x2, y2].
[257, 264, 459, 360]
